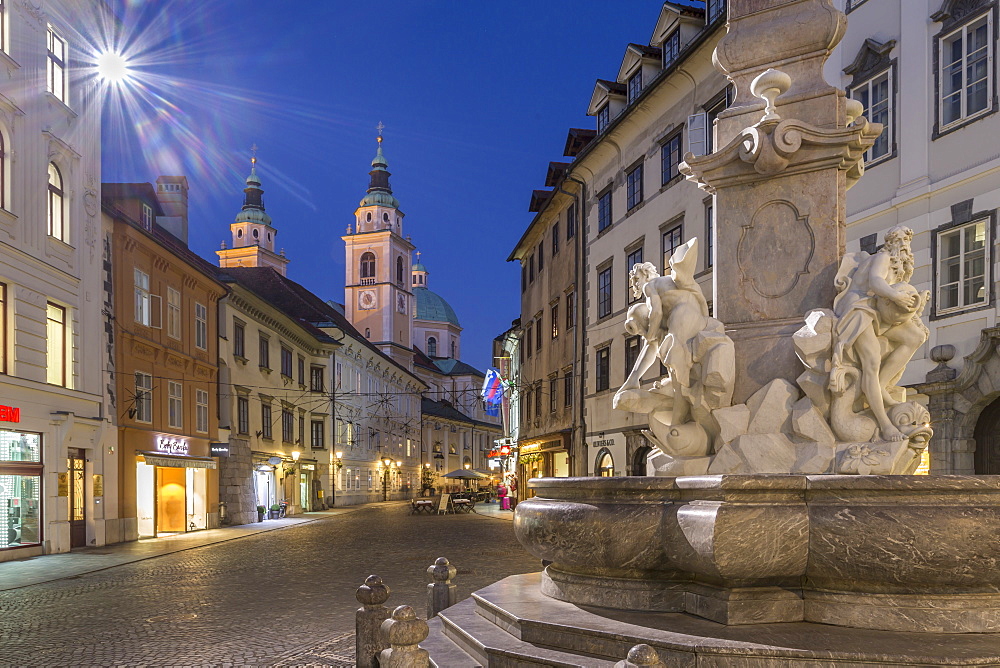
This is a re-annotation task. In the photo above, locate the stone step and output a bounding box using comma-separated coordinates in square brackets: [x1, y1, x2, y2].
[424, 616, 482, 668]
[464, 573, 1000, 667]
[438, 598, 617, 668]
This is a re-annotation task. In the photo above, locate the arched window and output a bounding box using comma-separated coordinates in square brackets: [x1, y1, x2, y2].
[365, 328, 371, 338]
[396, 256, 404, 285]
[48, 163, 64, 240]
[360, 252, 376, 279]
[595, 448, 614, 477]
[427, 336, 437, 357]
[450, 340, 456, 358]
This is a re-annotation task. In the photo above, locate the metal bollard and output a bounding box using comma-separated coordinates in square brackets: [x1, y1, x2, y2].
[615, 643, 666, 668]
[355, 575, 391, 668]
[426, 556, 457, 618]
[378, 605, 430, 668]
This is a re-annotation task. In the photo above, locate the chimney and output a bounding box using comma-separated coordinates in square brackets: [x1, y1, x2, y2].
[155, 175, 189, 244]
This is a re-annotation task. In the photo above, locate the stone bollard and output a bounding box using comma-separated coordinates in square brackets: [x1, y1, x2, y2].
[355, 575, 391, 668]
[614, 644, 666, 668]
[426, 556, 457, 618]
[379, 605, 430, 668]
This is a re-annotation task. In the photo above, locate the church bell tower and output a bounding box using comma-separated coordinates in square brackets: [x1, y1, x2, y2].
[217, 151, 289, 275]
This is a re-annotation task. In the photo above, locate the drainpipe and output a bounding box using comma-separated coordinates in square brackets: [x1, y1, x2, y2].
[558, 175, 587, 476]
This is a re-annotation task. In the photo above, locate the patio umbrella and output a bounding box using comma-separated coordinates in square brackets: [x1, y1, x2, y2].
[441, 469, 488, 479]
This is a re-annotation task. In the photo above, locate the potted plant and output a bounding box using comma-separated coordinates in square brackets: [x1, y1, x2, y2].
[269, 503, 281, 519]
[256, 505, 266, 522]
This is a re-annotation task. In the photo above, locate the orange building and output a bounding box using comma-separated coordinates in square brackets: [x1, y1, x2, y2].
[104, 179, 227, 540]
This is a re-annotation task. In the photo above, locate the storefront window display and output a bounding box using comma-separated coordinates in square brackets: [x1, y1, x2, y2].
[0, 430, 42, 550]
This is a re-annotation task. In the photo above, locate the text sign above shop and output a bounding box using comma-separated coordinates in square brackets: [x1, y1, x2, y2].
[209, 443, 230, 457]
[0, 404, 20, 422]
[156, 436, 189, 456]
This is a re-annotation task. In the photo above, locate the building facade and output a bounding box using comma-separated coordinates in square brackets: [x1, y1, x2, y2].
[0, 0, 113, 561]
[104, 181, 226, 539]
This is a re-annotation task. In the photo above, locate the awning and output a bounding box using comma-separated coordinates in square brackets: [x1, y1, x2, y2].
[137, 451, 217, 469]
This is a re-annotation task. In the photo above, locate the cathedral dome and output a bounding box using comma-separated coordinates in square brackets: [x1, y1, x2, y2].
[360, 190, 400, 208]
[413, 286, 460, 327]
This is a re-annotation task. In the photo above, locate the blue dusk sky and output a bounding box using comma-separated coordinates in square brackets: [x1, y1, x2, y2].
[99, 0, 665, 372]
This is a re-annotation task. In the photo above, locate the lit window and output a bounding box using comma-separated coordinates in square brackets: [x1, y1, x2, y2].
[168, 381, 183, 429]
[626, 164, 643, 210]
[195, 302, 207, 349]
[135, 372, 152, 423]
[661, 134, 682, 185]
[663, 30, 680, 67]
[852, 69, 893, 162]
[196, 389, 209, 433]
[141, 203, 153, 231]
[937, 219, 988, 313]
[628, 69, 642, 103]
[598, 267, 612, 319]
[46, 302, 66, 386]
[598, 191, 612, 233]
[48, 163, 65, 241]
[596, 347, 610, 392]
[46, 25, 66, 104]
[627, 247, 644, 303]
[166, 287, 181, 339]
[940, 14, 992, 130]
[662, 224, 683, 273]
[597, 104, 610, 133]
[551, 303, 559, 339]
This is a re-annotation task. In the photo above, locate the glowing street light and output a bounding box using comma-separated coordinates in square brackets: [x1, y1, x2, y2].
[96, 51, 131, 84]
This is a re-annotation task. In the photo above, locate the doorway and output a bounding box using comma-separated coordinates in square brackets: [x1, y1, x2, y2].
[632, 446, 652, 476]
[974, 396, 1000, 473]
[68, 449, 86, 548]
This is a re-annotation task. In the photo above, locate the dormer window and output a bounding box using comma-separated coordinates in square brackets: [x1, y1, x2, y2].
[627, 70, 642, 103]
[597, 104, 610, 133]
[141, 203, 153, 231]
[707, 0, 725, 24]
[663, 30, 680, 67]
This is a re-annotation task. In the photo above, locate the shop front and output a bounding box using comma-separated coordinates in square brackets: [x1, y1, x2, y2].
[516, 435, 570, 500]
[0, 429, 42, 555]
[587, 433, 625, 477]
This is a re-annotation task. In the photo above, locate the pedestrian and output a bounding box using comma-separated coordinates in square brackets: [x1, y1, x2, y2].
[497, 481, 509, 511]
[509, 478, 518, 511]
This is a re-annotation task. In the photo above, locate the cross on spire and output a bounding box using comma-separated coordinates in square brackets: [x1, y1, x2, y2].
[377, 121, 385, 144]
[250, 142, 258, 165]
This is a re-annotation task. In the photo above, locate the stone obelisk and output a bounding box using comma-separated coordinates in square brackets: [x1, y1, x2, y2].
[682, 0, 880, 403]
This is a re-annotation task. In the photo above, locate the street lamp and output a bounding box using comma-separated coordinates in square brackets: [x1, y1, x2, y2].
[333, 451, 343, 506]
[381, 456, 392, 501]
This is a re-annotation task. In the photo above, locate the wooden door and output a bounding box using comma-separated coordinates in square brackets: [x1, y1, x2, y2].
[68, 450, 86, 548]
[974, 397, 1000, 474]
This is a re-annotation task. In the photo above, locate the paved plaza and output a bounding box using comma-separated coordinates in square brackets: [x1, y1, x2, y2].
[0, 501, 534, 667]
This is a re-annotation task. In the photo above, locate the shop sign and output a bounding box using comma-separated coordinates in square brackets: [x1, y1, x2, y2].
[57, 472, 69, 497]
[591, 438, 616, 449]
[93, 474, 104, 497]
[520, 443, 541, 453]
[300, 463, 315, 471]
[0, 404, 20, 423]
[209, 443, 230, 457]
[156, 436, 189, 456]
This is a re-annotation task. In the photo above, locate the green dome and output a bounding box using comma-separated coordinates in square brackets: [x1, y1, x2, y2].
[412, 262, 427, 272]
[413, 286, 460, 326]
[360, 190, 400, 208]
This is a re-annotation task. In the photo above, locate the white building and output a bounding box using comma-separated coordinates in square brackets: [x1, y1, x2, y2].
[0, 1, 115, 561]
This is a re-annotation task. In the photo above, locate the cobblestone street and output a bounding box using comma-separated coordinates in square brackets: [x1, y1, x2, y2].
[0, 503, 538, 666]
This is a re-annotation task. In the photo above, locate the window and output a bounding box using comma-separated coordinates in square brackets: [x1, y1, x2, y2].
[236, 397, 250, 434]
[661, 133, 682, 185]
[549, 377, 558, 413]
[46, 25, 66, 104]
[135, 372, 153, 423]
[597, 104, 610, 133]
[196, 389, 209, 433]
[0, 431, 43, 550]
[566, 291, 575, 330]
[598, 191, 612, 233]
[259, 334, 270, 369]
[534, 383, 542, 419]
[704, 86, 734, 153]
[552, 223, 559, 255]
[525, 324, 532, 358]
[521, 265, 527, 293]
[529, 253, 535, 282]
[937, 219, 988, 313]
[280, 346, 293, 377]
[705, 200, 714, 268]
[537, 241, 544, 271]
[48, 163, 65, 241]
[627, 247, 644, 302]
[564, 371, 573, 407]
[46, 302, 66, 386]
[852, 69, 893, 162]
[140, 203, 153, 231]
[628, 69, 642, 103]
[360, 252, 376, 280]
[663, 30, 681, 67]
[596, 347, 610, 392]
[133, 269, 159, 328]
[195, 302, 207, 349]
[567, 204, 576, 239]
[598, 267, 612, 319]
[625, 336, 641, 380]
[310, 366, 324, 392]
[261, 403, 272, 439]
[551, 303, 559, 339]
[233, 320, 245, 358]
[939, 14, 992, 130]
[166, 288, 181, 339]
[707, 0, 725, 24]
[311, 420, 325, 449]
[0, 283, 5, 374]
[396, 256, 404, 285]
[626, 164, 643, 210]
[535, 317, 543, 351]
[427, 336, 437, 357]
[846, 0, 870, 8]
[662, 224, 683, 272]
[299, 414, 305, 446]
[168, 381, 183, 429]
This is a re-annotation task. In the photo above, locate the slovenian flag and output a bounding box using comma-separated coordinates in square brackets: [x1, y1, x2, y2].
[482, 367, 504, 406]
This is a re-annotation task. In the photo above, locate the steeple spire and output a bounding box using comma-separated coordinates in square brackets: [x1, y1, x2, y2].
[360, 123, 399, 209]
[217, 146, 288, 275]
